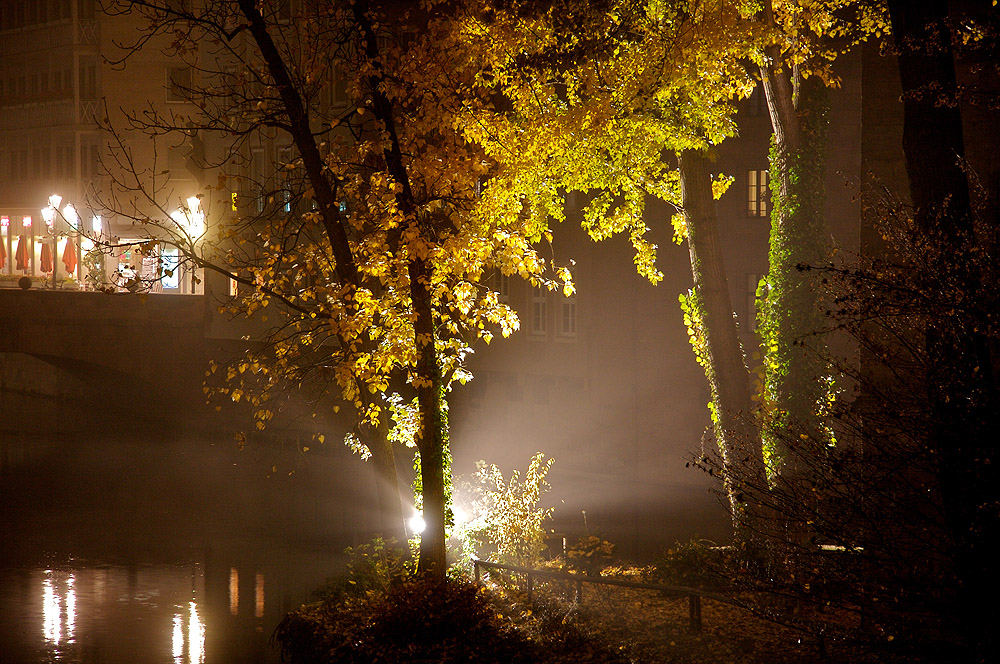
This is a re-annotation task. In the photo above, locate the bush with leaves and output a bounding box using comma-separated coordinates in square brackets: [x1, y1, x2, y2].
[566, 536, 616, 577]
[275, 575, 630, 664]
[652, 539, 736, 591]
[309, 537, 412, 602]
[453, 452, 555, 569]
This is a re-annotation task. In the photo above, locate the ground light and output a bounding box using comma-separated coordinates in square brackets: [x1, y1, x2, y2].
[408, 512, 426, 535]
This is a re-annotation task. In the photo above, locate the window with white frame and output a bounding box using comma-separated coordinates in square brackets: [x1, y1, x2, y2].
[559, 294, 577, 337]
[161, 246, 180, 289]
[747, 169, 769, 217]
[531, 286, 546, 335]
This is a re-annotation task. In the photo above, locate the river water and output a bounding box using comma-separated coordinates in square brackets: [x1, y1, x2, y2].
[0, 418, 380, 663]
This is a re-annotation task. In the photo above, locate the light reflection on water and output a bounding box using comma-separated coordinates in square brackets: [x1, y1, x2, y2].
[174, 600, 206, 664]
[2, 561, 302, 663]
[0, 430, 367, 662]
[7, 563, 216, 663]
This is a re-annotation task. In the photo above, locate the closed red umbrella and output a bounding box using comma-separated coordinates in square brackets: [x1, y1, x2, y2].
[62, 239, 78, 273]
[15, 236, 27, 271]
[0, 238, 6, 269]
[40, 242, 54, 273]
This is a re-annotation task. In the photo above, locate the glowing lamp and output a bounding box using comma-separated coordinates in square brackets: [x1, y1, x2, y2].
[48, 194, 62, 209]
[41, 206, 56, 227]
[1, 215, 9, 227]
[22, 216, 32, 228]
[63, 204, 78, 226]
[408, 512, 426, 534]
[92, 215, 102, 234]
[176, 196, 206, 238]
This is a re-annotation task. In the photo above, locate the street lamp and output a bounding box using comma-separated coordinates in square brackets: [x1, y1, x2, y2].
[40, 199, 60, 288]
[170, 196, 206, 239]
[168, 196, 207, 293]
[40, 195, 76, 289]
[63, 204, 78, 228]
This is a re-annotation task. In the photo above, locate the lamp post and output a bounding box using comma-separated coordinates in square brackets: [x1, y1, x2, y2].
[40, 194, 63, 289]
[40, 195, 81, 289]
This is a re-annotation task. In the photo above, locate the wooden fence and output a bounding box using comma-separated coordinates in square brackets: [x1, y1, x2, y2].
[471, 558, 736, 632]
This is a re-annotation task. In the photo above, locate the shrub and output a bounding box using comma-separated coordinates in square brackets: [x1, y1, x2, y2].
[275, 575, 629, 664]
[652, 539, 734, 590]
[309, 536, 412, 602]
[566, 536, 615, 577]
[453, 452, 555, 569]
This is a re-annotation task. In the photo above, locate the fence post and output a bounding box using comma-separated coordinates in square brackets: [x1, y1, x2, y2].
[527, 572, 534, 602]
[688, 594, 702, 632]
[474, 560, 481, 584]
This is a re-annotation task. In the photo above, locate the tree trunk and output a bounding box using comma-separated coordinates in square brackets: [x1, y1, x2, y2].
[238, 0, 407, 542]
[887, 1, 998, 658]
[353, 0, 449, 576]
[678, 150, 769, 548]
[757, 16, 833, 475]
[409, 254, 449, 576]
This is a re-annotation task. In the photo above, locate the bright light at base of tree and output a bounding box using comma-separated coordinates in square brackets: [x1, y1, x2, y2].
[408, 513, 425, 534]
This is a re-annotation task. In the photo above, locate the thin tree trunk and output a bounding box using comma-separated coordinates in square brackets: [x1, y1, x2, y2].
[678, 149, 768, 548]
[354, 0, 450, 576]
[238, 0, 407, 542]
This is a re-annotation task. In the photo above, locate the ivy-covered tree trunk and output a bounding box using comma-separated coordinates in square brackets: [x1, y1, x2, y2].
[758, 28, 833, 476]
[678, 150, 768, 548]
[888, 1, 998, 658]
[409, 253, 449, 577]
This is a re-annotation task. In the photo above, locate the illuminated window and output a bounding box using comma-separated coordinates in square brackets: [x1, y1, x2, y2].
[161, 247, 180, 289]
[531, 286, 546, 335]
[747, 169, 769, 217]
